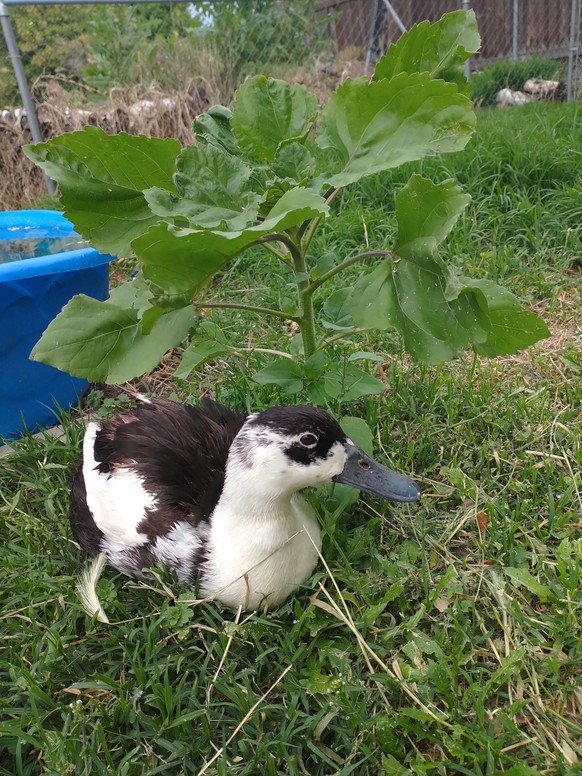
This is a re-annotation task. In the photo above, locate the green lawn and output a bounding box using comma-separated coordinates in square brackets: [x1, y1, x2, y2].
[1, 102, 581, 775]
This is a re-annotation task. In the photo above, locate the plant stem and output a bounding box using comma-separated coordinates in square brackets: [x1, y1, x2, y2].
[306, 250, 394, 297]
[259, 232, 298, 257]
[259, 238, 291, 264]
[261, 231, 318, 356]
[318, 328, 367, 348]
[300, 187, 340, 251]
[233, 347, 294, 359]
[291, 244, 317, 358]
[194, 302, 297, 322]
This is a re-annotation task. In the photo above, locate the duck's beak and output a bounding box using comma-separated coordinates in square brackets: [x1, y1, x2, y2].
[333, 443, 420, 503]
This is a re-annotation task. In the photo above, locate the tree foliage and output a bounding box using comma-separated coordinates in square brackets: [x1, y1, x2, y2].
[0, 6, 94, 102]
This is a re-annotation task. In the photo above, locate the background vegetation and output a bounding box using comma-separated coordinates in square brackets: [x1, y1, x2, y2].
[0, 1, 325, 105]
[1, 0, 334, 210]
[470, 56, 566, 107]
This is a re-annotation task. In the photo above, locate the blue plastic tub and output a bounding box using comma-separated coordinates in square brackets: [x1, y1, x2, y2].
[0, 210, 113, 439]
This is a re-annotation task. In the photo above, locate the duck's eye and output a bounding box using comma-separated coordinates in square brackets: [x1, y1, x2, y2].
[299, 432, 318, 448]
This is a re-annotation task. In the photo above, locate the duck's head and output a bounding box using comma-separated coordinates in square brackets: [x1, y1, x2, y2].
[227, 406, 420, 503]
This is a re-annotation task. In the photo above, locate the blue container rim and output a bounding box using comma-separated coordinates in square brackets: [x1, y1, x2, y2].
[0, 209, 114, 281]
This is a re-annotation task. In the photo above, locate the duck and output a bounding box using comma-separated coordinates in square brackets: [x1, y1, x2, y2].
[70, 397, 420, 620]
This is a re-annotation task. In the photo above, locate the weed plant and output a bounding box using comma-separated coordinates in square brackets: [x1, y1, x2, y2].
[0, 102, 580, 774]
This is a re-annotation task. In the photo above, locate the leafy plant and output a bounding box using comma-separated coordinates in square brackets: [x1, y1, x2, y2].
[198, 0, 332, 84]
[25, 10, 549, 406]
[83, 4, 195, 90]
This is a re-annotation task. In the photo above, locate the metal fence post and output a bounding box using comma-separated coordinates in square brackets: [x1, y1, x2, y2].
[512, 0, 519, 60]
[462, 0, 472, 78]
[0, 0, 56, 195]
[365, 0, 381, 72]
[567, 0, 580, 100]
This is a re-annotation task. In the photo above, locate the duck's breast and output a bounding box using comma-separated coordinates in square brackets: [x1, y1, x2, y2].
[201, 495, 322, 609]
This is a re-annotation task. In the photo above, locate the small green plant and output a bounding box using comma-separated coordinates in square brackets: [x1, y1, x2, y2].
[25, 11, 549, 406]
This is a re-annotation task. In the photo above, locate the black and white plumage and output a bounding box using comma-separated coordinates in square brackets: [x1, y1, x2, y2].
[70, 397, 419, 616]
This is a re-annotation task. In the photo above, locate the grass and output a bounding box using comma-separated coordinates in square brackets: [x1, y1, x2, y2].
[470, 57, 566, 108]
[1, 101, 581, 775]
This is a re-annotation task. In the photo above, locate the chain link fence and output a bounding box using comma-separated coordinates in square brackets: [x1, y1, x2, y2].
[2, 1, 580, 110]
[568, 0, 582, 99]
[2, 0, 580, 207]
[310, 0, 581, 96]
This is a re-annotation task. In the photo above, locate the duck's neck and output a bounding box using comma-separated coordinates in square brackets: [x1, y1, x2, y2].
[203, 463, 322, 611]
[213, 466, 298, 530]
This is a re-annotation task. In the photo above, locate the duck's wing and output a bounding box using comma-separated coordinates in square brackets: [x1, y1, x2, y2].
[70, 398, 247, 554]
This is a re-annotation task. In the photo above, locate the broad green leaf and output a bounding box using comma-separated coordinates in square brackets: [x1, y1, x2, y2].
[252, 359, 303, 394]
[133, 188, 328, 299]
[258, 179, 296, 216]
[504, 567, 553, 602]
[339, 416, 374, 455]
[318, 363, 385, 402]
[139, 306, 168, 335]
[316, 73, 475, 188]
[145, 145, 260, 229]
[107, 272, 153, 315]
[310, 252, 336, 280]
[396, 174, 471, 261]
[24, 127, 181, 256]
[133, 222, 257, 300]
[348, 351, 384, 362]
[274, 142, 317, 182]
[355, 202, 548, 361]
[322, 288, 355, 330]
[305, 382, 331, 405]
[265, 186, 328, 223]
[303, 351, 327, 379]
[192, 105, 240, 156]
[175, 340, 231, 380]
[342, 364, 385, 401]
[31, 295, 193, 383]
[320, 366, 344, 401]
[465, 278, 551, 356]
[232, 76, 318, 162]
[374, 10, 480, 91]
[196, 320, 230, 346]
[352, 253, 489, 363]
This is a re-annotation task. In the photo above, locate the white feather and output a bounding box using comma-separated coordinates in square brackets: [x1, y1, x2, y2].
[83, 422, 153, 547]
[76, 552, 110, 624]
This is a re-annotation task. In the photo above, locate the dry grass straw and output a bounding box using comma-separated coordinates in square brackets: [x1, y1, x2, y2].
[1, 79, 217, 211]
[1, 43, 361, 212]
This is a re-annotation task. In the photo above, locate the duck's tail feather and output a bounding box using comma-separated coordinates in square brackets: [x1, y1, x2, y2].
[76, 552, 110, 624]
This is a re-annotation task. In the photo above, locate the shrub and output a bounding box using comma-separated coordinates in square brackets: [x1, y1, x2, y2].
[0, 6, 95, 104]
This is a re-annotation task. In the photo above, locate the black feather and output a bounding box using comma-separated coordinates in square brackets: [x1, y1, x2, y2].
[248, 405, 347, 466]
[68, 459, 105, 555]
[69, 398, 247, 553]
